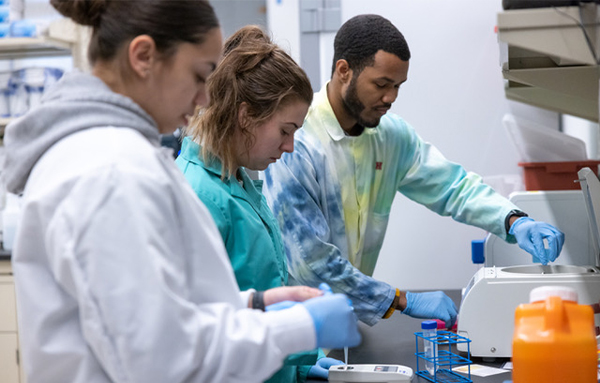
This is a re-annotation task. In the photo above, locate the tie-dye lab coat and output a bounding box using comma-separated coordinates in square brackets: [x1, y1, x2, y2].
[262, 84, 519, 326]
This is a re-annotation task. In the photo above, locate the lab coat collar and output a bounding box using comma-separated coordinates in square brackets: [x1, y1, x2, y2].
[180, 136, 223, 176]
[316, 83, 347, 142]
[315, 82, 379, 141]
[180, 137, 263, 207]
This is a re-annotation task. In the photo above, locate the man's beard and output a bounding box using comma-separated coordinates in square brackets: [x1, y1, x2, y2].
[341, 76, 381, 128]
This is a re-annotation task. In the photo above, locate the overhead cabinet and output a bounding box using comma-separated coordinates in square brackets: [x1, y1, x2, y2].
[497, 4, 600, 121]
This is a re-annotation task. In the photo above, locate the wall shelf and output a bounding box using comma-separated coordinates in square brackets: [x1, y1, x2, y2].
[0, 19, 90, 145]
[0, 36, 72, 60]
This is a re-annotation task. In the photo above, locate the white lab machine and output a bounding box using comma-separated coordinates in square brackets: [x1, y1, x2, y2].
[457, 167, 600, 358]
[328, 364, 413, 382]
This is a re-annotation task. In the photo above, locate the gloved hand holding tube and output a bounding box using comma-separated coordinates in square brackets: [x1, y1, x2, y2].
[266, 283, 361, 349]
[301, 292, 361, 349]
[509, 217, 565, 265]
[269, 284, 348, 379]
[401, 291, 458, 328]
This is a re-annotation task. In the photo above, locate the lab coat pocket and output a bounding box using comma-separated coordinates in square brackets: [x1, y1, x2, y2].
[360, 212, 390, 275]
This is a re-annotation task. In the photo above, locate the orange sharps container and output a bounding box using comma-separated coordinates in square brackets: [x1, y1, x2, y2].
[512, 286, 597, 383]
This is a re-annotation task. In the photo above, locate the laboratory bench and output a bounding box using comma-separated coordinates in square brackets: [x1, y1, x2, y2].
[320, 290, 512, 383]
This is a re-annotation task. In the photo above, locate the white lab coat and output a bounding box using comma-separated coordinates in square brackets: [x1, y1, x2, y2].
[12, 127, 316, 383]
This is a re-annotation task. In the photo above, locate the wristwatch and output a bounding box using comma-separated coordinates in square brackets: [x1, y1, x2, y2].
[382, 288, 400, 319]
[252, 291, 266, 311]
[505, 209, 529, 233]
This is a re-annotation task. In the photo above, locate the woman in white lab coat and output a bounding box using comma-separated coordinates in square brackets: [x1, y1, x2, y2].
[2, 1, 360, 382]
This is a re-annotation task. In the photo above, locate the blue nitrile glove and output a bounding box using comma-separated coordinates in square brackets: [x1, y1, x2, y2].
[266, 300, 297, 311]
[319, 282, 355, 306]
[302, 293, 361, 349]
[319, 282, 333, 295]
[307, 357, 345, 380]
[402, 291, 458, 328]
[509, 217, 565, 265]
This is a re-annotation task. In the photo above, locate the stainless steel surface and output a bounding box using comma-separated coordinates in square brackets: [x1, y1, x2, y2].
[501, 264, 599, 274]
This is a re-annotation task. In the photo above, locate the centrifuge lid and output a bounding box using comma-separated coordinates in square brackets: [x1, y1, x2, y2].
[578, 167, 600, 267]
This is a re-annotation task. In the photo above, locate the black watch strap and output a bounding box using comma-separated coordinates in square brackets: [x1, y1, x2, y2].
[252, 291, 266, 311]
[505, 209, 529, 233]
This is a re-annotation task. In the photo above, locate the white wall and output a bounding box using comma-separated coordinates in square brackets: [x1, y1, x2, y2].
[211, 0, 267, 40]
[267, 0, 301, 62]
[267, 0, 561, 290]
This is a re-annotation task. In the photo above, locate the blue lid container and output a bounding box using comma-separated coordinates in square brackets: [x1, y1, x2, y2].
[10, 19, 36, 37]
[421, 320, 437, 330]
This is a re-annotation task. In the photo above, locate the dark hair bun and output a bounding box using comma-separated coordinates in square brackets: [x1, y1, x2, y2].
[50, 0, 107, 27]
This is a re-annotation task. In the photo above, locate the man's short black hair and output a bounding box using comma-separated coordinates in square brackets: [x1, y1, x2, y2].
[332, 14, 410, 77]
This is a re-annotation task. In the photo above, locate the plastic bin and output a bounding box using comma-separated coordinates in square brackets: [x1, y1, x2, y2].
[518, 160, 600, 191]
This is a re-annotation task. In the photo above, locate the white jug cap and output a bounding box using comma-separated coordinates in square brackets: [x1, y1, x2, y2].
[530, 286, 578, 303]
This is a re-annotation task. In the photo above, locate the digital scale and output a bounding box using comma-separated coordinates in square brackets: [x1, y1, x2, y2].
[457, 167, 600, 357]
[328, 364, 413, 382]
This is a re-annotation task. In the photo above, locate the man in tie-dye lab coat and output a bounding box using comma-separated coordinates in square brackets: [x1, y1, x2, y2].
[262, 14, 565, 327]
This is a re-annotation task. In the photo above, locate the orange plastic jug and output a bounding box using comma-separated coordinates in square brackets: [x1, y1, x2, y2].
[512, 286, 597, 383]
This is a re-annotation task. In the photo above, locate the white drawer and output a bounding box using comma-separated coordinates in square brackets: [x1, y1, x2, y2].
[0, 333, 21, 383]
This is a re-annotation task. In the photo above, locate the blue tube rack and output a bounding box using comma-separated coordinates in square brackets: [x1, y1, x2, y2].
[414, 330, 472, 383]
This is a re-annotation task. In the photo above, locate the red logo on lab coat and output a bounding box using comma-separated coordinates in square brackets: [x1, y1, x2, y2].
[375, 162, 382, 170]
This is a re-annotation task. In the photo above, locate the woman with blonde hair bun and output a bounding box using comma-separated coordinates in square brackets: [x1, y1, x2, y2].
[177, 25, 348, 382]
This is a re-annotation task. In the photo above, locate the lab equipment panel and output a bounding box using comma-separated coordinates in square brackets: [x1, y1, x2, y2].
[329, 364, 413, 382]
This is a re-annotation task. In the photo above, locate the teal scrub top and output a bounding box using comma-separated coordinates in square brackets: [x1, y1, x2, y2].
[176, 137, 320, 382]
